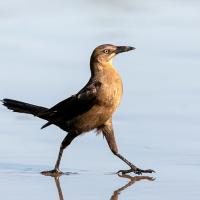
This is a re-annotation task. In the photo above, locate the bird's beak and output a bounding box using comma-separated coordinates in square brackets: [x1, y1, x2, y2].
[116, 46, 136, 54]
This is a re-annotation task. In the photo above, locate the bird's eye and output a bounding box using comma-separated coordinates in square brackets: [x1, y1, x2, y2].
[104, 49, 109, 54]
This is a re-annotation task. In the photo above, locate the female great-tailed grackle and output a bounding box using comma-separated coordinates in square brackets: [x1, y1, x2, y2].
[2, 44, 154, 176]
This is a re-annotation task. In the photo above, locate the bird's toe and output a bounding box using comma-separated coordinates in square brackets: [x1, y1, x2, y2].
[41, 168, 63, 177]
[117, 167, 155, 175]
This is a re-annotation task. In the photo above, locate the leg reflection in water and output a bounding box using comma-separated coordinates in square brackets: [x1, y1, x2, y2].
[52, 174, 155, 200]
[110, 174, 155, 200]
[54, 177, 64, 200]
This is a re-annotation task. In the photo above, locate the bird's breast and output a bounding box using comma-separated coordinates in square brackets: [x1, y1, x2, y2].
[97, 69, 123, 111]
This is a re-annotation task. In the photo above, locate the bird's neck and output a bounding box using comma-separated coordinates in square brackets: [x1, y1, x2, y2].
[90, 60, 114, 77]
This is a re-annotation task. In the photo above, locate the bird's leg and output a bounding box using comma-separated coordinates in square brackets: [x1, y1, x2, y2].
[41, 132, 77, 176]
[102, 121, 155, 175]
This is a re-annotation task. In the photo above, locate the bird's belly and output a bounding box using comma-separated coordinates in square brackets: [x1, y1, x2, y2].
[67, 105, 113, 133]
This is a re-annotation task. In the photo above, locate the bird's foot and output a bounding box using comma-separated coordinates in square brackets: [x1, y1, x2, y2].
[118, 167, 155, 175]
[41, 168, 63, 177]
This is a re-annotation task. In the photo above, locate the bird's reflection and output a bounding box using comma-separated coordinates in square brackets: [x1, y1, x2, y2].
[110, 174, 155, 200]
[52, 174, 155, 200]
[54, 176, 64, 200]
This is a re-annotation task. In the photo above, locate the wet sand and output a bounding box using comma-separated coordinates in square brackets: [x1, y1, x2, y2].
[1, 0, 200, 199]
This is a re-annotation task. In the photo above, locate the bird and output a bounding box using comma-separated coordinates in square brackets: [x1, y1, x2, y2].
[1, 44, 154, 176]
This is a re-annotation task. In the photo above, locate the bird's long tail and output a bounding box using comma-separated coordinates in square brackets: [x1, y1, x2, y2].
[1, 98, 48, 119]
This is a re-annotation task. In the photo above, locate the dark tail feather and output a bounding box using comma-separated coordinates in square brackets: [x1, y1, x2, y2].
[1, 98, 48, 118]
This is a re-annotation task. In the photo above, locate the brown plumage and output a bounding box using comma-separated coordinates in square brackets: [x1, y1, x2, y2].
[2, 44, 154, 176]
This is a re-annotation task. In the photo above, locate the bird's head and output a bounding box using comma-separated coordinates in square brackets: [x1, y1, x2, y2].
[90, 44, 135, 65]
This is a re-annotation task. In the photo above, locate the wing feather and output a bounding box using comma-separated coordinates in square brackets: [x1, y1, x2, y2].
[40, 80, 101, 128]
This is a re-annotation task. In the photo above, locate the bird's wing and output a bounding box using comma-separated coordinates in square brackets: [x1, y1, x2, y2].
[40, 80, 101, 129]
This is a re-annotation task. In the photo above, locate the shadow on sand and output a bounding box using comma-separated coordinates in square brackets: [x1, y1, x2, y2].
[52, 174, 155, 200]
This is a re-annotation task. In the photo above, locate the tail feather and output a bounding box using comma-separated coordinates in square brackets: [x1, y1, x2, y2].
[2, 98, 48, 118]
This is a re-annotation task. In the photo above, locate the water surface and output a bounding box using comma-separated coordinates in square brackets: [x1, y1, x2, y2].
[0, 0, 200, 199]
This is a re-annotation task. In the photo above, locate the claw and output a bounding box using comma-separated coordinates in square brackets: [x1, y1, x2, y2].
[141, 169, 155, 173]
[117, 168, 155, 175]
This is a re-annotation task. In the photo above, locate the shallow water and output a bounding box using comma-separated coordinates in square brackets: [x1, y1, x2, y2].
[0, 0, 200, 199]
